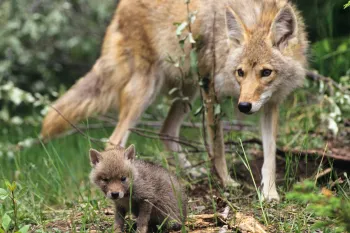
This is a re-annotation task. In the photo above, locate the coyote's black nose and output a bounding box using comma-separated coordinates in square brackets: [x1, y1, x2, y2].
[111, 192, 119, 199]
[238, 102, 252, 113]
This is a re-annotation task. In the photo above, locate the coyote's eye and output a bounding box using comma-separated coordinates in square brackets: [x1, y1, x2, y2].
[261, 69, 272, 77]
[121, 176, 127, 182]
[237, 69, 244, 77]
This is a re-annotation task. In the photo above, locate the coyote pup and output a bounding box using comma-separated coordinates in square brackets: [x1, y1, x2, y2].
[89, 145, 187, 233]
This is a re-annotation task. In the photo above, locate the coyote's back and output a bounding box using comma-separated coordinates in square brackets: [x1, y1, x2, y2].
[41, 0, 307, 144]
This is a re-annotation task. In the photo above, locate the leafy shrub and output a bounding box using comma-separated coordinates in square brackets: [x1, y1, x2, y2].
[287, 179, 350, 233]
[0, 0, 116, 94]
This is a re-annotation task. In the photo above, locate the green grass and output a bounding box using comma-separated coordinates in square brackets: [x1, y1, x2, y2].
[0, 92, 349, 232]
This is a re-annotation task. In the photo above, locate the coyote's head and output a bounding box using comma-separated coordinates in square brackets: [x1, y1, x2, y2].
[89, 145, 135, 200]
[223, 2, 307, 114]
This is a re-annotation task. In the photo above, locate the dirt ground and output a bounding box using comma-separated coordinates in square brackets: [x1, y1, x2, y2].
[39, 134, 349, 233]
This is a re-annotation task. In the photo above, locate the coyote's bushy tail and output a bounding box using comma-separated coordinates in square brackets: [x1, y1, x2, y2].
[41, 58, 118, 139]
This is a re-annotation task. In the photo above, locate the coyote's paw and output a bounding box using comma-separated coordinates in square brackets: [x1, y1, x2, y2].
[187, 167, 207, 178]
[178, 153, 192, 169]
[105, 140, 122, 150]
[262, 189, 280, 202]
[223, 177, 241, 188]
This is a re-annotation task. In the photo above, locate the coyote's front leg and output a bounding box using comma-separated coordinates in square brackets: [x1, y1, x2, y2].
[261, 102, 280, 201]
[207, 117, 240, 187]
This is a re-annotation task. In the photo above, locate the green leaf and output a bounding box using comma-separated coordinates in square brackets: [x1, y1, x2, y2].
[194, 105, 203, 116]
[0, 188, 8, 200]
[171, 97, 181, 104]
[182, 97, 190, 102]
[214, 104, 221, 116]
[344, 1, 350, 9]
[17, 225, 30, 233]
[189, 12, 197, 24]
[5, 181, 11, 190]
[10, 182, 17, 192]
[176, 21, 188, 36]
[1, 213, 11, 231]
[188, 33, 196, 44]
[178, 38, 186, 50]
[190, 48, 198, 75]
[168, 88, 179, 95]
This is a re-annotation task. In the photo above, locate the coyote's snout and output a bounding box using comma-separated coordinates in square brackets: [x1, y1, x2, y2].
[42, 0, 308, 201]
[235, 53, 277, 114]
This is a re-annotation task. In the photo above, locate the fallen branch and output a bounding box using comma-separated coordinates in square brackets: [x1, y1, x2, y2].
[129, 128, 204, 152]
[306, 70, 349, 94]
[94, 118, 256, 132]
[128, 128, 350, 162]
[225, 138, 350, 161]
[187, 212, 267, 233]
[12, 123, 349, 162]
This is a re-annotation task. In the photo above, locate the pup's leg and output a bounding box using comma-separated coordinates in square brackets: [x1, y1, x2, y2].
[136, 202, 152, 233]
[261, 102, 280, 201]
[108, 70, 161, 147]
[160, 85, 197, 168]
[114, 205, 126, 232]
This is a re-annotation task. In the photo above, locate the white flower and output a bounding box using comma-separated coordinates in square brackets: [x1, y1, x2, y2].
[18, 138, 35, 148]
[1, 82, 14, 91]
[11, 116, 23, 125]
[7, 151, 15, 159]
[40, 106, 49, 116]
[25, 93, 35, 103]
[9, 87, 24, 105]
[327, 117, 339, 136]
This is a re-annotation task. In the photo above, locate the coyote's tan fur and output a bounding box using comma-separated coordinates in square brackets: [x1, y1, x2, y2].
[42, 0, 308, 201]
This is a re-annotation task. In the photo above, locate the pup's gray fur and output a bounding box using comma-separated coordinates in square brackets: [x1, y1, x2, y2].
[89, 145, 187, 233]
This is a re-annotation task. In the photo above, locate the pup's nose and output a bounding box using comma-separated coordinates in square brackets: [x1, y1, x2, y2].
[111, 192, 119, 199]
[238, 102, 252, 113]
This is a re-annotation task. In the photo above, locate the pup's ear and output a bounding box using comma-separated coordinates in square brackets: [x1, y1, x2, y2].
[225, 7, 248, 45]
[89, 149, 102, 166]
[124, 144, 135, 161]
[270, 4, 297, 49]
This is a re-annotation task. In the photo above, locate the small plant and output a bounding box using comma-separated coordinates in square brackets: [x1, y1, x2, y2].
[344, 1, 350, 9]
[0, 181, 29, 233]
[287, 179, 350, 233]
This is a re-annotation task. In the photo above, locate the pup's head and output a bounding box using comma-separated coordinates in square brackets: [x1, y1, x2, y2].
[224, 2, 307, 114]
[89, 145, 135, 200]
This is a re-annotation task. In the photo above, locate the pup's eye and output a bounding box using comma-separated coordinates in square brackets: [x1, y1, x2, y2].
[261, 69, 272, 77]
[121, 176, 127, 182]
[102, 178, 109, 182]
[237, 69, 244, 77]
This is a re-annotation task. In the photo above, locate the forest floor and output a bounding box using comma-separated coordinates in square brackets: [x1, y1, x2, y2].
[1, 103, 349, 233]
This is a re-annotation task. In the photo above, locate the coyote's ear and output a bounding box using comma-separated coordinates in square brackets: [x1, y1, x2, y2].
[225, 7, 247, 45]
[89, 149, 102, 166]
[124, 144, 135, 161]
[270, 5, 297, 49]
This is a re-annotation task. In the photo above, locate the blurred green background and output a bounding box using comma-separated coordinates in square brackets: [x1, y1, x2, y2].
[0, 0, 349, 95]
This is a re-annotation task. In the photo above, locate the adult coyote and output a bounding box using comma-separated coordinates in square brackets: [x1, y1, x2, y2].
[41, 0, 308, 201]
